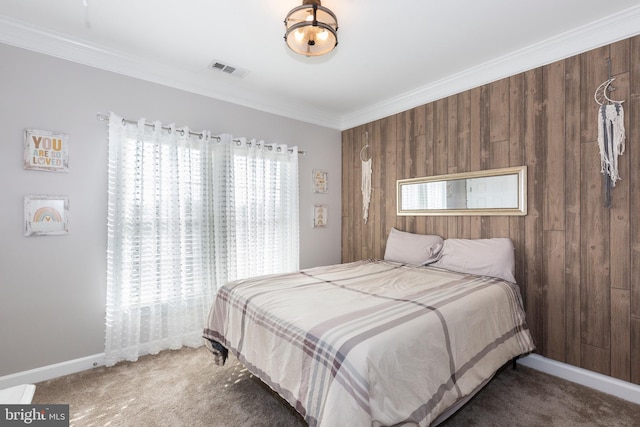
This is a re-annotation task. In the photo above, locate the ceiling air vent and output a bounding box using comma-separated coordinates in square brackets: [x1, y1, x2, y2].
[209, 60, 249, 79]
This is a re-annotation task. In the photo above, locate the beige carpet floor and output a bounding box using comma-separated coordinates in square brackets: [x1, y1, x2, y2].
[33, 346, 640, 426]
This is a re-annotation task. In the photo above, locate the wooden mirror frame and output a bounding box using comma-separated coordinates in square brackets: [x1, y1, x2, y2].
[397, 166, 527, 216]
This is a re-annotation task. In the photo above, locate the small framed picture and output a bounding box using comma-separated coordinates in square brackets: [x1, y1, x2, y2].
[24, 129, 69, 172]
[24, 195, 69, 236]
[313, 169, 328, 193]
[314, 205, 327, 228]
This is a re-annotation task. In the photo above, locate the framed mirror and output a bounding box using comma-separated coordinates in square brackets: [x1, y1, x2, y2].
[397, 166, 527, 216]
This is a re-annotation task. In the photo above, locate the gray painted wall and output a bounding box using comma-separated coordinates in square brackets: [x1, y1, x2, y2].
[0, 43, 342, 377]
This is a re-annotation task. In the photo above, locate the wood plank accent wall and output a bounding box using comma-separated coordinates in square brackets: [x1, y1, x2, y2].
[341, 35, 640, 385]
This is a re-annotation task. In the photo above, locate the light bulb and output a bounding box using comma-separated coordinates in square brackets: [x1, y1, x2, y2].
[317, 29, 328, 41]
[295, 30, 305, 41]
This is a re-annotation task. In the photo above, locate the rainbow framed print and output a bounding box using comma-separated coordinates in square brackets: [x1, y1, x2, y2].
[313, 204, 327, 228]
[24, 195, 69, 236]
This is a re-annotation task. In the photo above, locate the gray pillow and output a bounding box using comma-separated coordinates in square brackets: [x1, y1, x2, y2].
[383, 228, 444, 265]
[431, 238, 516, 283]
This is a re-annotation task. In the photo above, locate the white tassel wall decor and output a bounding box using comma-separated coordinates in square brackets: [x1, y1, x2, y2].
[594, 75, 626, 208]
[597, 102, 625, 185]
[360, 132, 372, 223]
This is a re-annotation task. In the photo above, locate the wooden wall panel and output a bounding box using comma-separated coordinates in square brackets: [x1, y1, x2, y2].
[582, 344, 610, 376]
[341, 35, 640, 385]
[629, 36, 640, 321]
[627, 36, 640, 386]
[434, 99, 449, 175]
[456, 92, 472, 239]
[397, 110, 411, 233]
[383, 116, 398, 243]
[352, 130, 363, 261]
[544, 230, 566, 361]
[611, 288, 631, 381]
[609, 71, 630, 292]
[341, 128, 353, 262]
[490, 79, 509, 143]
[372, 120, 385, 260]
[433, 99, 448, 237]
[508, 74, 526, 289]
[457, 92, 471, 173]
[609, 40, 631, 294]
[469, 88, 482, 240]
[580, 141, 610, 353]
[564, 55, 582, 367]
[578, 44, 610, 375]
[632, 317, 640, 384]
[543, 61, 565, 231]
[523, 68, 545, 354]
[447, 95, 458, 173]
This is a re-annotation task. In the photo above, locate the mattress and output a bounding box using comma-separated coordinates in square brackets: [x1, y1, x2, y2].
[203, 259, 535, 426]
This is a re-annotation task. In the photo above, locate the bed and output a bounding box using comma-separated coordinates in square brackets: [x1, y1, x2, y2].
[203, 231, 535, 426]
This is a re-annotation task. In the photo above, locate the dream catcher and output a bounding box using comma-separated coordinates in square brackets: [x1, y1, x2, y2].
[594, 61, 626, 208]
[360, 132, 372, 223]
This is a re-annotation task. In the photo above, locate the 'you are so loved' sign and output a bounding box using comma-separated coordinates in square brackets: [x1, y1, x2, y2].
[24, 129, 69, 172]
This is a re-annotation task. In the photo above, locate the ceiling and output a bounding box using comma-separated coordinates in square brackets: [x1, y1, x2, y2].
[1, 1, 639, 130]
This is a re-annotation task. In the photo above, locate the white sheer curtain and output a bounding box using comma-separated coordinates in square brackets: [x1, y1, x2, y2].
[227, 138, 299, 280]
[105, 113, 299, 366]
[210, 136, 300, 283]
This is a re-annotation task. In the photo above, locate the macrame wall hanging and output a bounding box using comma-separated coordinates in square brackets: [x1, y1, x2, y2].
[594, 59, 626, 208]
[360, 132, 372, 223]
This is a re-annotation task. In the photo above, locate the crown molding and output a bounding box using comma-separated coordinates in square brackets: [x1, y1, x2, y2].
[340, 5, 640, 130]
[0, 16, 342, 129]
[2, 7, 639, 131]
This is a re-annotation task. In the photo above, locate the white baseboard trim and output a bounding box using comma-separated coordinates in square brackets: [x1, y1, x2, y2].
[517, 354, 640, 405]
[0, 353, 105, 390]
[3, 352, 638, 406]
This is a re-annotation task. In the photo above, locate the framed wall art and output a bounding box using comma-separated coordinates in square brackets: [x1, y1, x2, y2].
[24, 129, 69, 172]
[313, 204, 327, 228]
[24, 195, 69, 236]
[312, 169, 328, 193]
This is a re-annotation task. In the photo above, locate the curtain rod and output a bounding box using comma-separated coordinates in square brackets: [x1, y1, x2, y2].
[96, 113, 306, 155]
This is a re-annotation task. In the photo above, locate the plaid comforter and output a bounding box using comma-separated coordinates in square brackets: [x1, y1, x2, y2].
[203, 259, 535, 426]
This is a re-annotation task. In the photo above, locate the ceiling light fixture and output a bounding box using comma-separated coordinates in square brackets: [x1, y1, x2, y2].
[284, 0, 338, 57]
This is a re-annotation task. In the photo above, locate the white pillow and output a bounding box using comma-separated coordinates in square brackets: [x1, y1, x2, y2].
[383, 228, 444, 265]
[431, 238, 516, 283]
